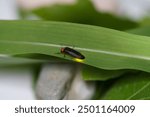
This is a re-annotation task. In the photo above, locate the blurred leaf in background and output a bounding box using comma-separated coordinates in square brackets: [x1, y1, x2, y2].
[21, 0, 138, 30]
[101, 72, 150, 100]
[126, 17, 150, 36]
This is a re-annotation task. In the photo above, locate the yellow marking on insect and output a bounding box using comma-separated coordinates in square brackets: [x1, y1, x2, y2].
[73, 58, 84, 63]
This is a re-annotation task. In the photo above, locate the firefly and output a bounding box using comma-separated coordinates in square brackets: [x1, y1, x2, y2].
[60, 47, 85, 60]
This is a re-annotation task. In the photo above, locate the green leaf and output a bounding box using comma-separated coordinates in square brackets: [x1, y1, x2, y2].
[82, 65, 128, 81]
[127, 26, 150, 36]
[0, 21, 150, 72]
[83, 25, 150, 81]
[140, 18, 150, 26]
[31, 0, 138, 30]
[0, 56, 44, 66]
[101, 72, 150, 100]
[0, 20, 150, 73]
[96, 26, 150, 99]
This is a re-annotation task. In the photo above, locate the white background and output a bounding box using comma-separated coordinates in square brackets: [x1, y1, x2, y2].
[0, 100, 149, 117]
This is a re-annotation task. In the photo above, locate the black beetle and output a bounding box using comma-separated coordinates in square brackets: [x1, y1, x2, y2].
[60, 47, 85, 59]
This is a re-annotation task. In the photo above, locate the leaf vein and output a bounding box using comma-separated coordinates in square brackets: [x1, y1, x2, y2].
[126, 82, 150, 100]
[1, 40, 150, 61]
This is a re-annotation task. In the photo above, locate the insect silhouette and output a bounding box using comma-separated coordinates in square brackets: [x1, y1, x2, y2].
[60, 47, 85, 59]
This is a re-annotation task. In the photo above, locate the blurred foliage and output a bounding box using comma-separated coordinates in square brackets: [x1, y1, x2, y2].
[82, 65, 129, 81]
[140, 17, 150, 26]
[29, 0, 138, 30]
[127, 26, 150, 36]
[126, 17, 150, 36]
[101, 72, 150, 100]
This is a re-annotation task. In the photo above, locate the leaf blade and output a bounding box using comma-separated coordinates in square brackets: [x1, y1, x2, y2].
[101, 72, 150, 100]
[0, 21, 150, 72]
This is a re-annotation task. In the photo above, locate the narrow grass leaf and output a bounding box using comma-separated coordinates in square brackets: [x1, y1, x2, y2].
[1, 21, 150, 72]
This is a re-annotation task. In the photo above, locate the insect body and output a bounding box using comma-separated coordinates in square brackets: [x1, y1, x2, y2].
[60, 47, 85, 59]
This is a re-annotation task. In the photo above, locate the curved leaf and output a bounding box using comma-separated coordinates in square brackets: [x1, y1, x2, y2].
[0, 21, 150, 73]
